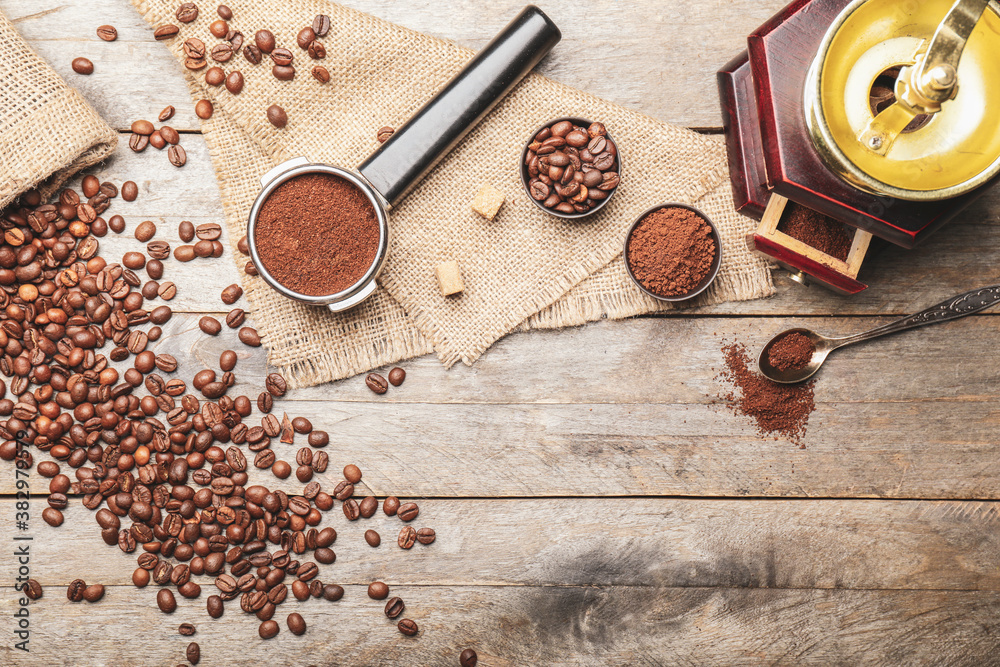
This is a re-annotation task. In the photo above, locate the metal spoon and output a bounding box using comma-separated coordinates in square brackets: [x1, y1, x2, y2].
[758, 284, 1000, 383]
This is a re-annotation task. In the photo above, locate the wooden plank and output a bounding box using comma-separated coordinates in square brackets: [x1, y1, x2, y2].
[0, 0, 791, 131]
[4, 498, 1000, 590]
[2, 586, 998, 665]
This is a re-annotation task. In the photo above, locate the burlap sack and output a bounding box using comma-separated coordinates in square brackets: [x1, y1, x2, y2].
[0, 12, 117, 211]
[132, 0, 773, 387]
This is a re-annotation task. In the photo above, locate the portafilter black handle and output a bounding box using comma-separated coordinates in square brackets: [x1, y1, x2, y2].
[357, 5, 561, 207]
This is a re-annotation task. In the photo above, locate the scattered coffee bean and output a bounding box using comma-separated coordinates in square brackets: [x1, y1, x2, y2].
[195, 99, 214, 120]
[383, 496, 400, 516]
[388, 367, 406, 386]
[178, 220, 195, 242]
[210, 19, 229, 38]
[24, 579, 42, 600]
[359, 495, 377, 518]
[287, 612, 306, 635]
[416, 527, 436, 545]
[225, 70, 244, 94]
[312, 66, 330, 83]
[367, 581, 389, 600]
[97, 25, 118, 41]
[207, 595, 224, 618]
[323, 584, 344, 601]
[265, 373, 287, 397]
[377, 126, 395, 143]
[225, 308, 245, 328]
[83, 583, 105, 602]
[397, 619, 419, 636]
[67, 579, 87, 602]
[239, 327, 261, 346]
[365, 529, 381, 547]
[134, 220, 156, 242]
[72, 57, 94, 75]
[297, 27, 316, 49]
[199, 316, 222, 335]
[397, 502, 419, 522]
[366, 373, 388, 394]
[186, 642, 201, 665]
[313, 14, 331, 37]
[176, 2, 198, 22]
[154, 23, 180, 40]
[157, 588, 177, 613]
[384, 597, 405, 619]
[266, 105, 287, 128]
[308, 41, 326, 59]
[255, 30, 276, 53]
[460, 648, 479, 667]
[42, 507, 64, 526]
[398, 526, 416, 550]
[259, 620, 279, 639]
[179, 623, 196, 636]
[122, 181, 138, 201]
[221, 284, 243, 304]
[217, 4, 233, 20]
[168, 145, 187, 167]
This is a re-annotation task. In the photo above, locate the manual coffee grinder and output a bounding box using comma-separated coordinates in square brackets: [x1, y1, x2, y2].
[718, 0, 1000, 294]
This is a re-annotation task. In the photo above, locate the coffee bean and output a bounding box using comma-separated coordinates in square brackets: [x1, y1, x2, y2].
[257, 391, 273, 413]
[24, 579, 42, 600]
[388, 367, 406, 386]
[270, 48, 293, 66]
[225, 70, 244, 94]
[83, 583, 105, 602]
[416, 527, 436, 544]
[342, 499, 360, 521]
[364, 529, 381, 547]
[186, 642, 201, 665]
[283, 611, 306, 636]
[308, 430, 328, 447]
[154, 24, 180, 40]
[297, 27, 316, 49]
[67, 579, 87, 602]
[312, 66, 330, 83]
[359, 495, 377, 518]
[397, 619, 419, 636]
[72, 57, 94, 75]
[221, 284, 243, 304]
[42, 507, 64, 526]
[131, 119, 154, 135]
[239, 327, 261, 346]
[132, 569, 150, 587]
[313, 14, 331, 37]
[259, 620, 279, 639]
[168, 145, 187, 167]
[134, 220, 156, 242]
[377, 126, 395, 143]
[207, 594, 224, 618]
[367, 581, 389, 600]
[384, 596, 405, 618]
[179, 623, 196, 636]
[121, 181, 138, 201]
[96, 24, 118, 41]
[308, 41, 326, 59]
[217, 4, 233, 19]
[244, 44, 262, 64]
[178, 220, 195, 242]
[397, 502, 419, 521]
[176, 2, 199, 21]
[460, 648, 478, 667]
[128, 133, 148, 153]
[210, 19, 229, 38]
[195, 100, 214, 120]
[272, 65, 295, 81]
[225, 308, 245, 328]
[314, 547, 336, 564]
[199, 316, 221, 335]
[398, 526, 416, 549]
[255, 30, 275, 53]
[265, 373, 287, 396]
[366, 373, 388, 394]
[196, 222, 222, 240]
[266, 105, 287, 129]
[383, 496, 400, 516]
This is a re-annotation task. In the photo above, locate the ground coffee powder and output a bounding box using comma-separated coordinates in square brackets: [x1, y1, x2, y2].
[627, 206, 716, 297]
[255, 173, 379, 296]
[768, 332, 816, 372]
[718, 341, 815, 446]
[778, 204, 852, 262]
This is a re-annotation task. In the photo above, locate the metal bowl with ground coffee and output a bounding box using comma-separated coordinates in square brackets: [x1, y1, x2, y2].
[624, 203, 721, 301]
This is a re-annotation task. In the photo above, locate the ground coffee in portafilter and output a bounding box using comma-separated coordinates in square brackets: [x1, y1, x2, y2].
[254, 174, 380, 297]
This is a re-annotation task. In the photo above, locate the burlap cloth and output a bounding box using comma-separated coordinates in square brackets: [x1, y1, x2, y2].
[132, 0, 774, 387]
[0, 12, 117, 211]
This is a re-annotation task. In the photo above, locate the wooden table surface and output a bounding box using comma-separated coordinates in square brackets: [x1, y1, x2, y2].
[2, 0, 1000, 665]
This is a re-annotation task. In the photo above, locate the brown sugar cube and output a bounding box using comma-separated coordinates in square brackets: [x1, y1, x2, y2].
[471, 183, 505, 221]
[435, 261, 464, 296]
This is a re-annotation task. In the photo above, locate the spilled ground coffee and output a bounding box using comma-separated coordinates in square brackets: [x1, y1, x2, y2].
[255, 173, 379, 296]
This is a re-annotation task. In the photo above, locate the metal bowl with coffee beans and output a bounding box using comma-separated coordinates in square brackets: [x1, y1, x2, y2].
[520, 117, 622, 219]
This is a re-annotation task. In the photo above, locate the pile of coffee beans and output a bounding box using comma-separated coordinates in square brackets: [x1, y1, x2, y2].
[152, 5, 339, 129]
[523, 119, 621, 216]
[1, 171, 437, 662]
